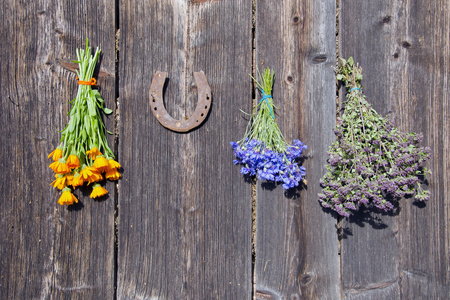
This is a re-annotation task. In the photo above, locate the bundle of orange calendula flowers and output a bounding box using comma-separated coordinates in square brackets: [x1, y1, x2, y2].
[48, 39, 120, 205]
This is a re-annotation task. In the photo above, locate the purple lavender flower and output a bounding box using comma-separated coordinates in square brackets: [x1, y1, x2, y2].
[344, 201, 357, 210]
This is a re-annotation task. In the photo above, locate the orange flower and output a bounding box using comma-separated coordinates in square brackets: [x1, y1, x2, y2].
[106, 159, 121, 171]
[94, 155, 109, 172]
[105, 168, 121, 181]
[67, 154, 80, 169]
[71, 172, 84, 187]
[48, 147, 63, 161]
[58, 188, 78, 205]
[50, 159, 69, 174]
[90, 184, 108, 198]
[88, 173, 103, 184]
[79, 166, 103, 184]
[86, 147, 102, 160]
[50, 174, 66, 190]
[49, 161, 59, 172]
[65, 174, 74, 186]
[56, 161, 69, 174]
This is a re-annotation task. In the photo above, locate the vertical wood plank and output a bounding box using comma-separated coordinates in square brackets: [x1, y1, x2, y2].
[118, 1, 253, 299]
[340, 0, 450, 298]
[254, 0, 340, 299]
[51, 2, 117, 299]
[392, 1, 450, 298]
[339, 2, 400, 299]
[0, 0, 116, 299]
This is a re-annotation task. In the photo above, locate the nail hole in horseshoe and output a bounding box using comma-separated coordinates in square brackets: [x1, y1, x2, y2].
[154, 107, 157, 111]
[206, 95, 210, 100]
[201, 113, 204, 117]
[205, 105, 208, 109]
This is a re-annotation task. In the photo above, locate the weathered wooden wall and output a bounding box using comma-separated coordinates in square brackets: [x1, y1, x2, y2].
[0, 0, 448, 299]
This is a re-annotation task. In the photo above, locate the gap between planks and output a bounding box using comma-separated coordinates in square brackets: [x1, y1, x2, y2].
[113, 0, 120, 298]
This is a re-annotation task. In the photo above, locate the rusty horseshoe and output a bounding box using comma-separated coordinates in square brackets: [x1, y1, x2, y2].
[149, 71, 212, 132]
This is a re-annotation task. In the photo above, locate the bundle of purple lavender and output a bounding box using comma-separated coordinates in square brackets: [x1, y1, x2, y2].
[231, 68, 307, 190]
[318, 57, 431, 217]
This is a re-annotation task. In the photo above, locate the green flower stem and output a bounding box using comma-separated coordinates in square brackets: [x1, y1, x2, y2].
[59, 39, 114, 165]
[244, 68, 289, 153]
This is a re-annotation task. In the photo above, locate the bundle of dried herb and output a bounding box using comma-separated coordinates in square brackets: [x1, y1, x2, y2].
[48, 39, 120, 205]
[319, 57, 431, 217]
[231, 68, 307, 189]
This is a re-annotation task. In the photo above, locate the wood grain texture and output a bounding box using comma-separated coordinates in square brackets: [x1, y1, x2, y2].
[2, 1, 448, 298]
[254, 0, 340, 299]
[339, 2, 400, 299]
[340, 0, 450, 298]
[0, 0, 116, 299]
[392, 1, 450, 298]
[117, 1, 253, 299]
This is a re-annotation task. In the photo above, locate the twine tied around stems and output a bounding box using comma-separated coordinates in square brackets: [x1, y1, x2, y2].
[76, 77, 97, 86]
[259, 90, 274, 119]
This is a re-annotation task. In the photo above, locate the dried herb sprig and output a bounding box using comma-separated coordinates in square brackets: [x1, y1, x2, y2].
[231, 68, 307, 189]
[48, 39, 121, 205]
[318, 57, 431, 217]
